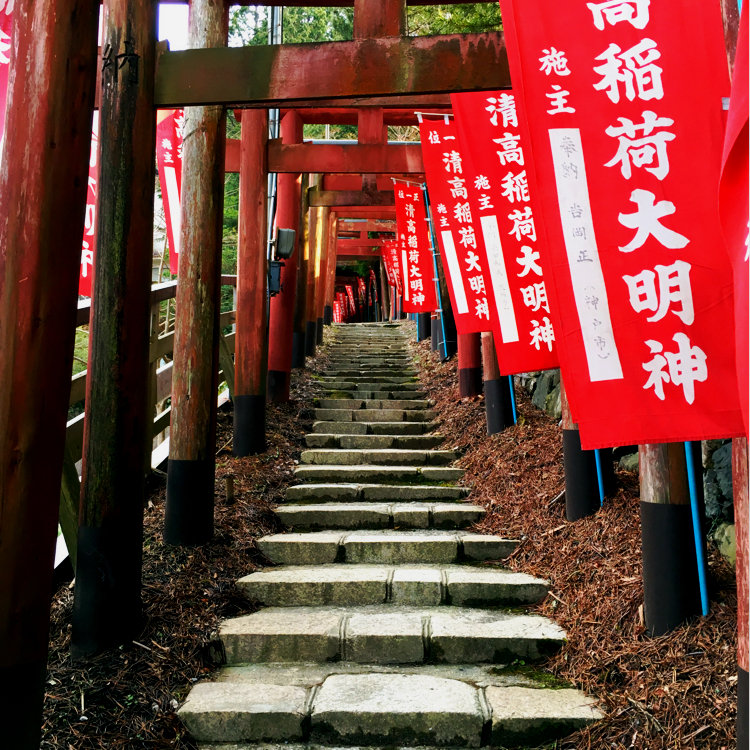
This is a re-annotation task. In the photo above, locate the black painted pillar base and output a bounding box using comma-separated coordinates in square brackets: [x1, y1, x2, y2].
[165, 457, 214, 546]
[291, 331, 305, 369]
[430, 317, 438, 352]
[563, 429, 600, 521]
[417, 312, 431, 342]
[324, 305, 333, 325]
[233, 394, 267, 457]
[458, 367, 482, 398]
[267, 369, 290, 403]
[739, 667, 748, 750]
[640, 500, 701, 635]
[485, 377, 514, 435]
[305, 321, 316, 357]
[0, 661, 46, 749]
[316, 317, 324, 345]
[72, 520, 143, 659]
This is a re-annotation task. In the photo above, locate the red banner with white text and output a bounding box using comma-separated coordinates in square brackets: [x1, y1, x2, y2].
[452, 91, 560, 373]
[0, 1, 13, 149]
[419, 118, 494, 334]
[394, 181, 437, 314]
[78, 112, 99, 297]
[719, 1, 749, 437]
[156, 109, 184, 275]
[500, 0, 744, 448]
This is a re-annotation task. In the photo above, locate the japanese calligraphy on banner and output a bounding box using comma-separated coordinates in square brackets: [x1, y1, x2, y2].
[393, 180, 437, 313]
[78, 112, 99, 297]
[719, 0, 749, 437]
[381, 241, 398, 289]
[451, 91, 559, 373]
[385, 240, 403, 295]
[345, 284, 356, 314]
[156, 109, 184, 275]
[0, 1, 13, 150]
[333, 300, 343, 323]
[419, 118, 494, 334]
[499, 0, 744, 448]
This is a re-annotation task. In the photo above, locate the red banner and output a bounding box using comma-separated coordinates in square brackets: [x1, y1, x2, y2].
[0, 1, 12, 149]
[156, 109, 184, 275]
[333, 300, 343, 323]
[394, 181, 437, 313]
[345, 284, 356, 315]
[452, 91, 560, 373]
[719, 1, 749, 437]
[78, 112, 99, 297]
[500, 0, 744, 448]
[381, 241, 398, 288]
[419, 118, 494, 334]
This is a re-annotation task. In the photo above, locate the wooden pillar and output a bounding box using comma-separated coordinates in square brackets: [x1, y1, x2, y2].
[72, 0, 157, 659]
[0, 1, 99, 744]
[268, 111, 303, 401]
[305, 204, 327, 355]
[417, 312, 431, 341]
[323, 213, 338, 325]
[315, 207, 330, 344]
[638, 442, 702, 635]
[165, 0, 227, 546]
[292, 175, 312, 367]
[457, 332, 482, 397]
[561, 379, 600, 521]
[233, 109, 269, 456]
[353, 0, 405, 37]
[734, 437, 749, 749]
[481, 332, 513, 434]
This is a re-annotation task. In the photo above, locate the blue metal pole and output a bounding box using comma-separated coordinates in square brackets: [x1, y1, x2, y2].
[421, 184, 449, 360]
[507, 375, 518, 424]
[594, 449, 605, 507]
[684, 441, 710, 616]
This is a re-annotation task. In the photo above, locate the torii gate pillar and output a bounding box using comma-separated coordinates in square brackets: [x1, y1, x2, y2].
[0, 1, 99, 745]
[268, 111, 303, 402]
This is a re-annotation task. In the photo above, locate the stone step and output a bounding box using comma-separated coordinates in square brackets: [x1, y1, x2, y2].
[257, 530, 515, 566]
[315, 399, 430, 410]
[311, 421, 438, 436]
[305, 434, 444, 450]
[319, 383, 422, 394]
[275, 502, 483, 530]
[181, 663, 601, 747]
[313, 409, 436, 424]
[219, 605, 566, 666]
[321, 390, 429, 401]
[318, 376, 417, 385]
[300, 449, 457, 467]
[237, 563, 549, 608]
[284, 483, 470, 503]
[325, 370, 418, 378]
[293, 465, 463, 484]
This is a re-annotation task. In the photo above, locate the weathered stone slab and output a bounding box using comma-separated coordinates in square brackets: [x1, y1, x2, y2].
[294, 465, 421, 483]
[345, 610, 425, 663]
[446, 568, 549, 606]
[459, 533, 517, 561]
[257, 532, 341, 565]
[310, 673, 484, 747]
[312, 421, 368, 434]
[237, 565, 389, 607]
[178, 682, 308, 743]
[429, 609, 565, 663]
[276, 504, 392, 530]
[431, 503, 485, 528]
[220, 608, 341, 663]
[343, 531, 460, 564]
[284, 483, 360, 502]
[486, 686, 603, 745]
[361, 485, 469, 501]
[391, 567, 442, 606]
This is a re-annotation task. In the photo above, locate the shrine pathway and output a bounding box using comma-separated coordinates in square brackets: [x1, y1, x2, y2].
[178, 322, 602, 749]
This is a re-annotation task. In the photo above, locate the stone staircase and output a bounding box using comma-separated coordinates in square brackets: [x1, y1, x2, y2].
[178, 322, 602, 748]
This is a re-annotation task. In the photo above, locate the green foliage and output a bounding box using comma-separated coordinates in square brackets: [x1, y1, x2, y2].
[406, 3, 501, 36]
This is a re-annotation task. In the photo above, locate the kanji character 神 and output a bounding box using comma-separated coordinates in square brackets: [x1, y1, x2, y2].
[516, 245, 543, 277]
[530, 317, 555, 351]
[539, 46, 571, 76]
[604, 110, 675, 181]
[618, 188, 689, 252]
[642, 332, 707, 404]
[622, 259, 694, 325]
[587, 0, 650, 30]
[593, 39, 663, 104]
[475, 298, 490, 320]
[500, 170, 530, 204]
[486, 93, 517, 128]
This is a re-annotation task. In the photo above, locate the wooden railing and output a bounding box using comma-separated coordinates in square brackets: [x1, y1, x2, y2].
[65, 275, 238, 470]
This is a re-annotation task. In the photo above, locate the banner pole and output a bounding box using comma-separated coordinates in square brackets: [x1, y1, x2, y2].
[421, 183, 449, 360]
[684, 441, 710, 616]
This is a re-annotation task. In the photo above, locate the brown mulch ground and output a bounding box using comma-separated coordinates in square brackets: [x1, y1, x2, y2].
[41, 326, 737, 749]
[411, 336, 738, 750]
